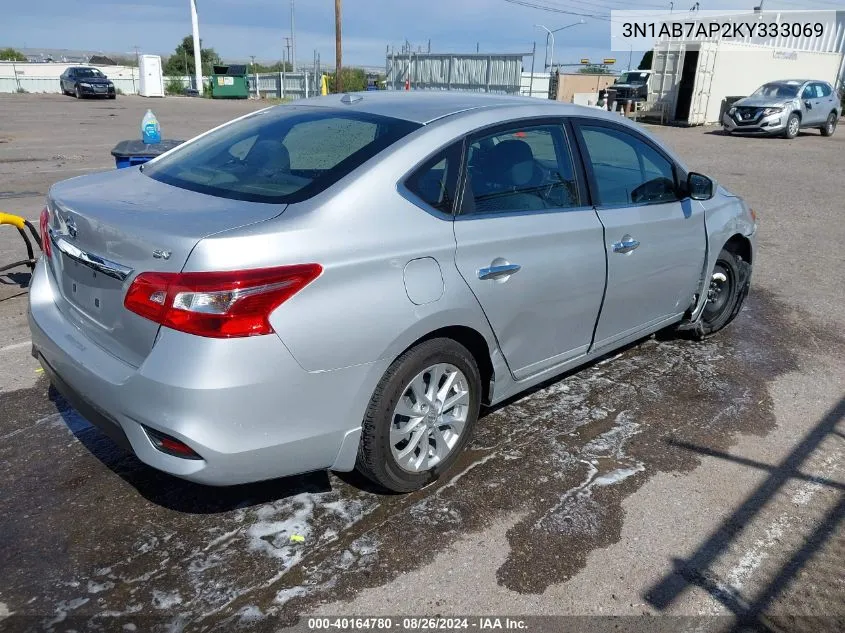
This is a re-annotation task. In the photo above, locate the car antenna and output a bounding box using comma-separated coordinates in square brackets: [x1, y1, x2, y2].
[340, 93, 363, 104]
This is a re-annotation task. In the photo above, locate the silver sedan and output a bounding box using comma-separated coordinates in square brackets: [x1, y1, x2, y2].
[29, 92, 757, 492]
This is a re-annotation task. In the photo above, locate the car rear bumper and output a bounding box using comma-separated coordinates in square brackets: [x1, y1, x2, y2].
[28, 259, 383, 486]
[722, 111, 786, 134]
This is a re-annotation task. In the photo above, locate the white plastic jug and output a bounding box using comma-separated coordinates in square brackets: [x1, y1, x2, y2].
[141, 109, 161, 144]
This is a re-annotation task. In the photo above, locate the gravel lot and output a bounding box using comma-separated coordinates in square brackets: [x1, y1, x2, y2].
[0, 93, 842, 633]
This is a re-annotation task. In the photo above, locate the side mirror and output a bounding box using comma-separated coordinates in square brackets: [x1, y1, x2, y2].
[687, 172, 714, 201]
[804, 101, 812, 109]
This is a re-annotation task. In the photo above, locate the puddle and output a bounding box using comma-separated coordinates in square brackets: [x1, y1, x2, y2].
[0, 290, 841, 630]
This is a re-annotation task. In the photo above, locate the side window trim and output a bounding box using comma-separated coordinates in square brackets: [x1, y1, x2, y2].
[454, 116, 591, 219]
[570, 117, 684, 209]
[399, 139, 466, 218]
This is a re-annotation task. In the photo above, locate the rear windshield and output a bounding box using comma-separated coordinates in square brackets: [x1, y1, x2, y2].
[143, 106, 421, 203]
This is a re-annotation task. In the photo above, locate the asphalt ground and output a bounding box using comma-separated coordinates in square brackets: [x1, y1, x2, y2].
[0, 93, 842, 633]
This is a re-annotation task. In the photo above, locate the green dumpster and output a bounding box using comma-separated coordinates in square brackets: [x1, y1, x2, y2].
[211, 64, 249, 99]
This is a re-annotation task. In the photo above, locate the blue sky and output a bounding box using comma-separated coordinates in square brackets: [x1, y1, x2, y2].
[1, 1, 840, 68]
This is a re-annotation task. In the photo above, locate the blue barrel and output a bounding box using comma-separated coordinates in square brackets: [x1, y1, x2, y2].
[111, 139, 184, 169]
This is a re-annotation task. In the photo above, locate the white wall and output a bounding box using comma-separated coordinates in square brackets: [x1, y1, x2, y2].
[703, 43, 843, 122]
[0, 62, 140, 94]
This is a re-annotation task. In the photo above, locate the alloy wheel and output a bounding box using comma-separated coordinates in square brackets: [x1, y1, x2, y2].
[390, 363, 470, 473]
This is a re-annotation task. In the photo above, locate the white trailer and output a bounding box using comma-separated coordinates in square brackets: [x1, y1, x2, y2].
[649, 10, 845, 125]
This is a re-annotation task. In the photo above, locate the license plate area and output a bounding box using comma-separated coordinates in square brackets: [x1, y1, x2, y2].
[60, 253, 123, 320]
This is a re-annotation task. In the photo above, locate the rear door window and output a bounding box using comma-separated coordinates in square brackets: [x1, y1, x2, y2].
[461, 124, 580, 215]
[144, 107, 420, 204]
[813, 83, 831, 98]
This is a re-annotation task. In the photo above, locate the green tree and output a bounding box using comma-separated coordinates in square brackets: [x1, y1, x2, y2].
[163, 36, 221, 76]
[111, 55, 138, 67]
[328, 67, 367, 92]
[578, 64, 613, 75]
[250, 61, 293, 73]
[638, 50, 653, 70]
[0, 48, 27, 61]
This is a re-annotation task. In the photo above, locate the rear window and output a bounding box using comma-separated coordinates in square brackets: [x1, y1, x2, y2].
[143, 106, 420, 203]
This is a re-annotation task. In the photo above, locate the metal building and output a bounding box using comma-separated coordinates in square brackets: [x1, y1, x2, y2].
[385, 52, 531, 94]
[649, 10, 845, 124]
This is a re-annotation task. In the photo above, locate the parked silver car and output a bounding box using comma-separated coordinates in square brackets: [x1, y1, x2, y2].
[722, 79, 840, 138]
[30, 92, 757, 492]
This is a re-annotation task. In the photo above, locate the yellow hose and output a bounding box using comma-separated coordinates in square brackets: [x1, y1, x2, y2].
[0, 212, 27, 230]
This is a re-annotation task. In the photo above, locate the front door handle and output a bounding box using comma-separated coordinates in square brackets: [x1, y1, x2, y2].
[478, 263, 521, 280]
[612, 235, 640, 254]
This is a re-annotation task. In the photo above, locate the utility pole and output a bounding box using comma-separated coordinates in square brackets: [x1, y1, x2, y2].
[284, 37, 292, 72]
[190, 0, 202, 94]
[132, 45, 140, 94]
[335, 0, 343, 93]
[290, 0, 297, 72]
[250, 55, 258, 98]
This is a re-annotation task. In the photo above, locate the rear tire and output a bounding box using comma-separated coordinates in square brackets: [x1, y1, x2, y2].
[355, 338, 482, 493]
[692, 248, 751, 339]
[783, 112, 800, 139]
[820, 112, 837, 137]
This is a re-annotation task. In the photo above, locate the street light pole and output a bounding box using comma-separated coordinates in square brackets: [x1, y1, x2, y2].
[535, 25, 553, 69]
[535, 20, 586, 71]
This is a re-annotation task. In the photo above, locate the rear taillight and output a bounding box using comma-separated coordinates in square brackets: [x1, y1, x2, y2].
[124, 264, 322, 338]
[39, 207, 51, 258]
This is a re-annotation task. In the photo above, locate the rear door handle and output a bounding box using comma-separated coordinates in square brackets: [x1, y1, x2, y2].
[612, 235, 640, 254]
[478, 263, 521, 280]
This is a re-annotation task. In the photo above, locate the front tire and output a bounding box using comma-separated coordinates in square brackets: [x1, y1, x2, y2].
[693, 248, 751, 339]
[356, 338, 482, 493]
[74, 85, 82, 99]
[820, 112, 837, 137]
[783, 112, 800, 139]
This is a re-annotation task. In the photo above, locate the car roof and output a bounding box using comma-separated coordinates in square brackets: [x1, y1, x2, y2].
[764, 79, 818, 85]
[294, 91, 598, 125]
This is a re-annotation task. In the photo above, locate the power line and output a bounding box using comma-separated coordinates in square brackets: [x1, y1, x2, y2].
[502, 0, 610, 21]
[540, 0, 669, 11]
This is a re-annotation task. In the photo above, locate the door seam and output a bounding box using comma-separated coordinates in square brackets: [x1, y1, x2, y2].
[587, 205, 609, 355]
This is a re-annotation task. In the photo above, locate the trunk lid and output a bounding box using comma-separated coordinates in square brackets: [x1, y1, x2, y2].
[45, 167, 285, 366]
